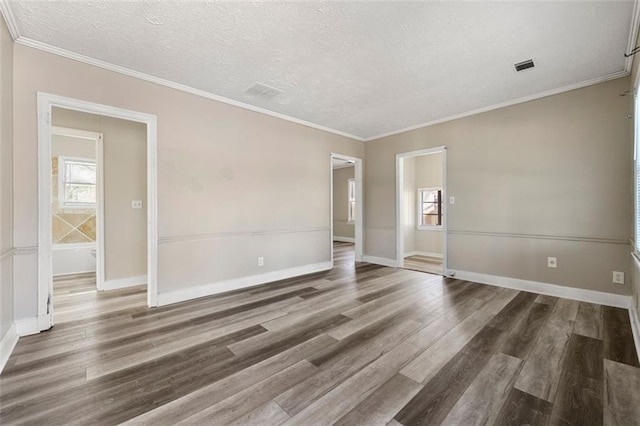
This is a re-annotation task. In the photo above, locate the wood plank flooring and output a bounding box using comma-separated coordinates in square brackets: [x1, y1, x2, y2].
[403, 255, 443, 275]
[1, 242, 639, 425]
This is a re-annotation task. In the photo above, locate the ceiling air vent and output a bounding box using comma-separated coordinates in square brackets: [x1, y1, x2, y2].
[246, 82, 283, 100]
[514, 59, 535, 72]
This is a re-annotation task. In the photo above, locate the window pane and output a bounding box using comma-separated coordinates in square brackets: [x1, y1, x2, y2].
[423, 214, 440, 226]
[64, 183, 96, 204]
[421, 202, 437, 215]
[348, 179, 355, 201]
[66, 162, 96, 184]
[418, 188, 442, 227]
[422, 190, 438, 203]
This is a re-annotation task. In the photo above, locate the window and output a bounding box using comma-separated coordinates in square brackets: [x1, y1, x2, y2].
[59, 157, 97, 208]
[348, 178, 356, 224]
[418, 188, 443, 228]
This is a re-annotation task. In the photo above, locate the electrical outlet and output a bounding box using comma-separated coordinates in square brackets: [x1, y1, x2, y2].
[449, 196, 455, 204]
[547, 257, 557, 268]
[258, 257, 264, 267]
[132, 200, 143, 209]
[612, 271, 625, 284]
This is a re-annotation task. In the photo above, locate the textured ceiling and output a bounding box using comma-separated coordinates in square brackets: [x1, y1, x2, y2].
[7, 1, 637, 140]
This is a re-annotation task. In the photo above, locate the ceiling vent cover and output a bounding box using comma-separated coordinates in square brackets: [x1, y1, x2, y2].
[246, 82, 283, 100]
[514, 59, 535, 72]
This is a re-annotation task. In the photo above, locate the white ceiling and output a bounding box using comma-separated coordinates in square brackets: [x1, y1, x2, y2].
[5, 1, 637, 140]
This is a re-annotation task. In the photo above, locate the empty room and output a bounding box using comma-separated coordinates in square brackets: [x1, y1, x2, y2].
[1, 1, 640, 425]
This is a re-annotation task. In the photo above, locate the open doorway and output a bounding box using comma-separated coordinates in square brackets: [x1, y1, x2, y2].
[48, 107, 148, 324]
[37, 93, 158, 331]
[396, 147, 448, 275]
[50, 125, 103, 314]
[330, 153, 363, 267]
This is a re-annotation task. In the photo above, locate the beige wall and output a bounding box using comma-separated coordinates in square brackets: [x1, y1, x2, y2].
[403, 157, 416, 253]
[333, 166, 355, 239]
[402, 154, 444, 256]
[414, 153, 443, 256]
[629, 39, 640, 313]
[366, 77, 632, 295]
[52, 109, 147, 281]
[12, 44, 364, 319]
[0, 17, 13, 339]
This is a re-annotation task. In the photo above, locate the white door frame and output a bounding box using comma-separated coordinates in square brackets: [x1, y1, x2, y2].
[330, 153, 363, 266]
[396, 146, 448, 273]
[37, 92, 159, 330]
[51, 126, 105, 290]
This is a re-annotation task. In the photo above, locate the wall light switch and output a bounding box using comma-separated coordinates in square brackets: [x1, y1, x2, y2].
[449, 196, 455, 204]
[547, 257, 557, 268]
[258, 257, 264, 267]
[132, 200, 143, 209]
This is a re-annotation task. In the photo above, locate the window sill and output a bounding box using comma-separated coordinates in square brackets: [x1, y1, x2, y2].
[417, 226, 443, 231]
[60, 204, 97, 209]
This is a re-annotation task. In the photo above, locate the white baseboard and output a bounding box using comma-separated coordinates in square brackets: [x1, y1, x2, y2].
[362, 255, 398, 268]
[157, 262, 333, 306]
[629, 306, 640, 366]
[53, 269, 96, 277]
[0, 323, 18, 374]
[333, 236, 355, 243]
[453, 270, 632, 309]
[103, 275, 147, 291]
[404, 251, 443, 259]
[16, 317, 41, 336]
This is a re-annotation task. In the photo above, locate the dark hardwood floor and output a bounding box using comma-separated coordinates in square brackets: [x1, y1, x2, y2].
[1, 242, 639, 425]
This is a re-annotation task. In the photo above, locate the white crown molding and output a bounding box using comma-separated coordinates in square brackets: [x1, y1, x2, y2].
[14, 37, 365, 142]
[364, 70, 630, 142]
[0, 0, 20, 41]
[625, 0, 640, 73]
[6, 0, 640, 144]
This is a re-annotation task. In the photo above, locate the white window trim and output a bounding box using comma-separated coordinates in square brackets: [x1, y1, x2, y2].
[347, 178, 355, 224]
[417, 187, 443, 230]
[635, 91, 640, 255]
[58, 155, 97, 209]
